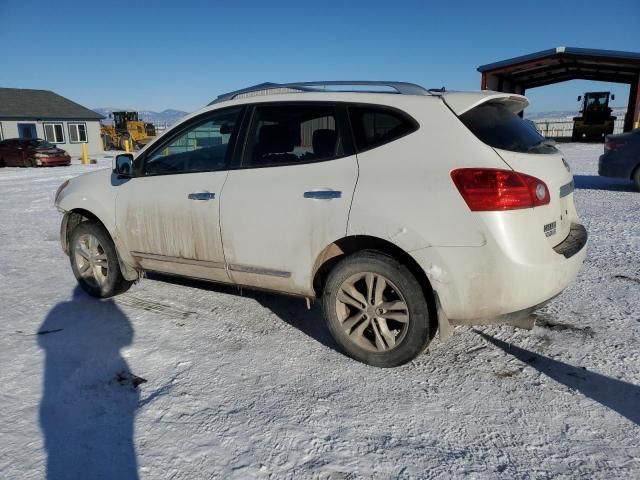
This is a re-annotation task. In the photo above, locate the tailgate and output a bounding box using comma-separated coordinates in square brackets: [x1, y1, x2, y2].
[494, 148, 574, 246]
[446, 90, 576, 247]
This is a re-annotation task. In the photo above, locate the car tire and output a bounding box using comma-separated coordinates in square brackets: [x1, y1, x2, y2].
[322, 251, 433, 367]
[633, 166, 640, 191]
[0, 157, 4, 167]
[103, 134, 115, 150]
[27, 157, 37, 167]
[120, 135, 131, 151]
[69, 221, 133, 298]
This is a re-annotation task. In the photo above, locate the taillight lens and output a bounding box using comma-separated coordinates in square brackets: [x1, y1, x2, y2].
[605, 139, 626, 151]
[451, 168, 550, 211]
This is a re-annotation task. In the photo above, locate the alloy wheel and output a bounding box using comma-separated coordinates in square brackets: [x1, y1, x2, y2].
[335, 272, 410, 352]
[73, 233, 109, 288]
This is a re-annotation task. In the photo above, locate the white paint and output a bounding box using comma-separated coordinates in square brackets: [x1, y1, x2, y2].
[424, 264, 447, 283]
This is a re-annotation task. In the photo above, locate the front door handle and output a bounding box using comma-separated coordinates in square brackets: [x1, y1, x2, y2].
[303, 190, 342, 200]
[188, 191, 216, 201]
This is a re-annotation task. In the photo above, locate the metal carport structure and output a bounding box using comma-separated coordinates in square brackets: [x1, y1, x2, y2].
[478, 47, 640, 132]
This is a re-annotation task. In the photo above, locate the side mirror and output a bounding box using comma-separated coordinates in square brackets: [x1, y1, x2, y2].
[577, 95, 582, 102]
[113, 153, 134, 176]
[611, 94, 615, 101]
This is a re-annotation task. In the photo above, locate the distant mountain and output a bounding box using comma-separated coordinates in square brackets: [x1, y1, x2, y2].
[526, 107, 627, 122]
[93, 107, 189, 126]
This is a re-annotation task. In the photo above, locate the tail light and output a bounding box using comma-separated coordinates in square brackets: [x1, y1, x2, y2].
[451, 168, 550, 211]
[605, 139, 626, 151]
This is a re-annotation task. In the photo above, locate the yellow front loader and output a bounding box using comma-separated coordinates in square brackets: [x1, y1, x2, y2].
[101, 111, 156, 150]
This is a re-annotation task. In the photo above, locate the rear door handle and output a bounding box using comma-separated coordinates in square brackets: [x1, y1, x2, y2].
[303, 190, 342, 200]
[188, 191, 216, 201]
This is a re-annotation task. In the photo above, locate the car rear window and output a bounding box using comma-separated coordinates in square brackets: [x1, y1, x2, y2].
[460, 102, 557, 154]
[349, 106, 418, 152]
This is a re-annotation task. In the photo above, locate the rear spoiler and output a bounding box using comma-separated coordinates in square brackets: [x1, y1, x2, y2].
[442, 91, 529, 116]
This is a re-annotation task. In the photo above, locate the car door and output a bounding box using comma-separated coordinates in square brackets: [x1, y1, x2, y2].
[1, 140, 22, 166]
[220, 102, 358, 295]
[114, 106, 244, 282]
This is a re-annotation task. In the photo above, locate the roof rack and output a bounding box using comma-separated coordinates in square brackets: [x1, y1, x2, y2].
[210, 81, 436, 104]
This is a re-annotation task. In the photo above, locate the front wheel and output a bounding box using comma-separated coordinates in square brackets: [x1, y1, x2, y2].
[322, 251, 433, 367]
[119, 135, 131, 151]
[69, 221, 133, 298]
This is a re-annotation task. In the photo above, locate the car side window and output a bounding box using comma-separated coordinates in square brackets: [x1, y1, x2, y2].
[243, 104, 343, 168]
[143, 107, 242, 176]
[349, 106, 418, 152]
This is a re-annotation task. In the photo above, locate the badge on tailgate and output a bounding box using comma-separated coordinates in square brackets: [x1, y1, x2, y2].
[544, 221, 557, 237]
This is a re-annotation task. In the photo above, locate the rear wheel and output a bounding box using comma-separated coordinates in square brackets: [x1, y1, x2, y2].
[27, 157, 37, 167]
[69, 221, 133, 298]
[322, 251, 433, 367]
[0, 157, 4, 167]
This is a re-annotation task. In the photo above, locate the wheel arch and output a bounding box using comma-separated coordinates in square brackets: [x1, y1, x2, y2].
[312, 235, 438, 329]
[61, 208, 139, 281]
[61, 208, 103, 254]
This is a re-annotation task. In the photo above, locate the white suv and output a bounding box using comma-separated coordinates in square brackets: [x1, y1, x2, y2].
[55, 81, 587, 367]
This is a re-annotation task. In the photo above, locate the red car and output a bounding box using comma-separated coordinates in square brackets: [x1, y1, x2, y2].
[0, 138, 71, 167]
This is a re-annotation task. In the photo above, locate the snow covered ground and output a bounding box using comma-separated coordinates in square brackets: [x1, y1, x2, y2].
[0, 144, 638, 479]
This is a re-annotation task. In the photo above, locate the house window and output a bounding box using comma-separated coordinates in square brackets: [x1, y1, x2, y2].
[68, 122, 87, 143]
[18, 123, 37, 139]
[43, 122, 65, 143]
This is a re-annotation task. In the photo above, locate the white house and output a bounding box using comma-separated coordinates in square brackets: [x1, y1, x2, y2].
[0, 88, 104, 157]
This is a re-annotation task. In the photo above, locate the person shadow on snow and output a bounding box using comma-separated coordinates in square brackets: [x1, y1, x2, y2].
[38, 286, 141, 480]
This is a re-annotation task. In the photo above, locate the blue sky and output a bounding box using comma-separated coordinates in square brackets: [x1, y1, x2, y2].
[1, 0, 638, 113]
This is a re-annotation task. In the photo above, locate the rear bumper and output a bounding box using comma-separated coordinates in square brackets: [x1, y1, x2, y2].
[553, 223, 588, 258]
[412, 222, 587, 324]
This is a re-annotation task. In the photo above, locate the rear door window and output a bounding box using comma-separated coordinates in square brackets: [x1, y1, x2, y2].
[460, 102, 557, 154]
[349, 106, 418, 152]
[242, 103, 345, 168]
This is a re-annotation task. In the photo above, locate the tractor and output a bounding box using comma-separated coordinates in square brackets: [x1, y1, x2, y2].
[101, 111, 156, 150]
[572, 91, 616, 141]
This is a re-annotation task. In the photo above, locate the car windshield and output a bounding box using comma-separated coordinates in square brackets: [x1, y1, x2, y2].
[460, 102, 557, 154]
[25, 139, 56, 148]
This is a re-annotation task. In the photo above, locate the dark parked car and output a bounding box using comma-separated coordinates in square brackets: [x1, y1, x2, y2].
[599, 129, 640, 190]
[0, 138, 71, 167]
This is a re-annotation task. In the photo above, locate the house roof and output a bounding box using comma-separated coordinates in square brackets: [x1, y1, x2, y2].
[0, 88, 104, 120]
